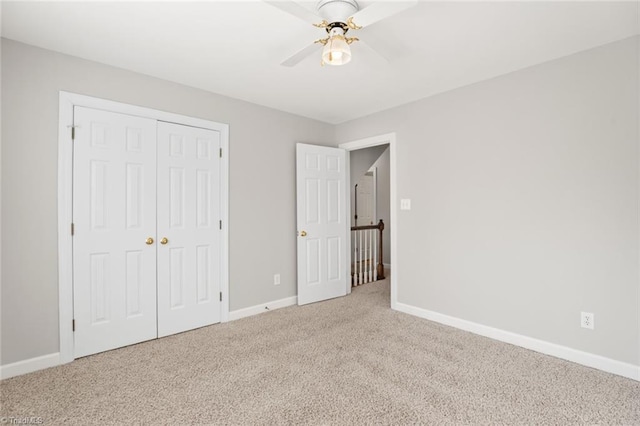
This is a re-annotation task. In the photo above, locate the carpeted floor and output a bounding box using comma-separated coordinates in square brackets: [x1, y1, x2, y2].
[1, 278, 639, 425]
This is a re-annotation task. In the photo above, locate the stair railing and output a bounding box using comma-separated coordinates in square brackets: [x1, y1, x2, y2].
[350, 219, 385, 286]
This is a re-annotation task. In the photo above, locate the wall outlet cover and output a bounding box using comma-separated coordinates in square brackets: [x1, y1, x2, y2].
[580, 311, 594, 329]
[400, 199, 411, 210]
[273, 274, 281, 286]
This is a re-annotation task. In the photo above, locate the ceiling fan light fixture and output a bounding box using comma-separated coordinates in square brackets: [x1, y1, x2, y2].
[322, 31, 351, 66]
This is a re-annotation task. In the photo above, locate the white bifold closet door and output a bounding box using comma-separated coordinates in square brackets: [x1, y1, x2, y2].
[73, 107, 158, 358]
[156, 122, 221, 337]
[73, 107, 221, 358]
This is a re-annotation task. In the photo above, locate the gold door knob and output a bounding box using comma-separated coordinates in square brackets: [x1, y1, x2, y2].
[146, 237, 154, 245]
[160, 237, 169, 245]
[300, 231, 307, 237]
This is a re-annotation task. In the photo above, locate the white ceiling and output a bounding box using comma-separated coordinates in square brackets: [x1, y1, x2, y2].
[2, 1, 638, 124]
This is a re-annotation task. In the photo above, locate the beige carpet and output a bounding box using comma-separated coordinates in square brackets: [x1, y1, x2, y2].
[1, 278, 639, 425]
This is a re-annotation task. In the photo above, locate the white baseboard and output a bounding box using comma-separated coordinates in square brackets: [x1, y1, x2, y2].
[395, 302, 640, 382]
[1, 352, 61, 380]
[229, 296, 297, 321]
[383, 263, 391, 270]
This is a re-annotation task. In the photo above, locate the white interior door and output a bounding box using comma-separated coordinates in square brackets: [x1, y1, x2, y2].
[296, 143, 348, 305]
[356, 171, 376, 226]
[157, 122, 221, 337]
[73, 106, 158, 358]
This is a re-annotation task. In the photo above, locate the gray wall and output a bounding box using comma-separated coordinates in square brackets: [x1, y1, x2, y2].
[0, 39, 334, 365]
[349, 145, 388, 189]
[336, 36, 640, 366]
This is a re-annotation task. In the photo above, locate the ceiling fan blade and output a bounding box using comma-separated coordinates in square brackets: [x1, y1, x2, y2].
[281, 42, 320, 67]
[262, 0, 320, 24]
[352, 1, 419, 28]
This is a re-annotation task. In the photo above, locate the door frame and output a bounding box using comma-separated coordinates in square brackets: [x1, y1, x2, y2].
[57, 91, 230, 364]
[339, 133, 397, 308]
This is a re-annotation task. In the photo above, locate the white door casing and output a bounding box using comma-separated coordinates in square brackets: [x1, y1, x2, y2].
[296, 143, 348, 305]
[73, 106, 158, 358]
[157, 122, 221, 337]
[339, 133, 397, 302]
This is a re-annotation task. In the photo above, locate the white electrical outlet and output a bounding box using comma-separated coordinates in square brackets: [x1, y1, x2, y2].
[273, 274, 281, 286]
[581, 312, 594, 330]
[400, 199, 411, 210]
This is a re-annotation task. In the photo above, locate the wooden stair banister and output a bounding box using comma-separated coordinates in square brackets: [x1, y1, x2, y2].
[350, 219, 385, 284]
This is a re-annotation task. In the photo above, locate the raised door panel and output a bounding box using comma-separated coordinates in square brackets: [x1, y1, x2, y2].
[157, 122, 221, 337]
[73, 106, 157, 358]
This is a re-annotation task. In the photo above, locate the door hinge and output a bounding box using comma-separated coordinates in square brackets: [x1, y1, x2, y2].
[219, 148, 222, 158]
[219, 220, 222, 230]
[68, 125, 79, 140]
[72, 319, 75, 332]
[219, 292, 222, 302]
[71, 223, 75, 235]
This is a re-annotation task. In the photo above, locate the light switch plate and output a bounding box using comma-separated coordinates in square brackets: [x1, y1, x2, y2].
[400, 199, 411, 210]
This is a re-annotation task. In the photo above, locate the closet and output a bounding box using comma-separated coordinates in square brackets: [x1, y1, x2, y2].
[72, 106, 222, 357]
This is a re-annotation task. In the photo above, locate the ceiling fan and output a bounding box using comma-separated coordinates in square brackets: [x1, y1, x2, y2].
[264, 0, 418, 67]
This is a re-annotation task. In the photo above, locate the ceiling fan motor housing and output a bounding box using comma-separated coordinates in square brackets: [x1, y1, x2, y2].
[316, 0, 359, 24]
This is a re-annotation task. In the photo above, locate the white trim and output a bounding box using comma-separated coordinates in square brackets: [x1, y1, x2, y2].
[345, 150, 352, 296]
[58, 91, 230, 364]
[339, 133, 397, 308]
[60, 92, 226, 130]
[383, 263, 391, 271]
[58, 93, 75, 364]
[1, 353, 61, 380]
[219, 122, 230, 323]
[228, 296, 298, 322]
[395, 302, 640, 382]
[340, 133, 394, 151]
[637, 27, 640, 378]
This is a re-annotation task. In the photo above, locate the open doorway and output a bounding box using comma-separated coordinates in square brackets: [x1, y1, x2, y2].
[339, 133, 398, 308]
[349, 144, 390, 287]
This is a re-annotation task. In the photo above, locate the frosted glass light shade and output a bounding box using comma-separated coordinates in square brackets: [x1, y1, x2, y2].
[322, 35, 352, 66]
